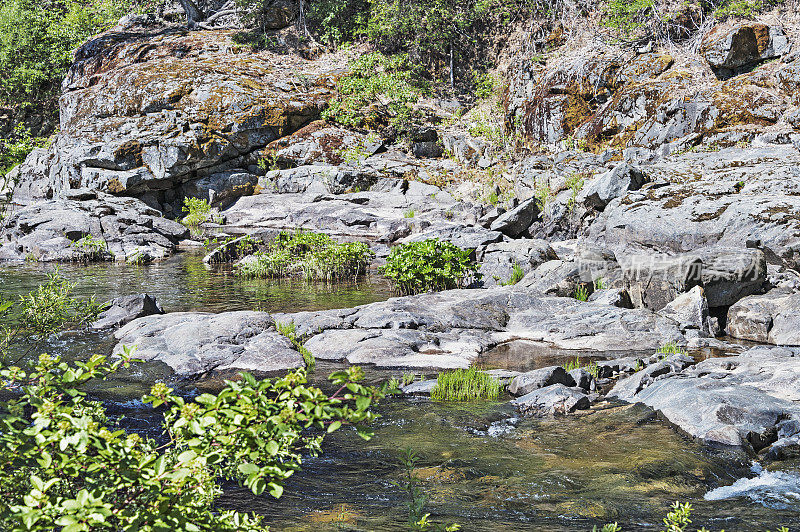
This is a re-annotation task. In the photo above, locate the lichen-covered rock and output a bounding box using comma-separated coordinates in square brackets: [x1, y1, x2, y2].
[265, 120, 380, 168]
[13, 26, 340, 216]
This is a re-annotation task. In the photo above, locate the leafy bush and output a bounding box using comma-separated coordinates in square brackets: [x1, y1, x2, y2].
[0, 353, 389, 530]
[430, 367, 501, 401]
[0, 0, 131, 106]
[71, 234, 109, 261]
[181, 197, 218, 227]
[0, 273, 391, 531]
[322, 52, 429, 130]
[236, 230, 374, 282]
[306, 0, 370, 46]
[380, 239, 480, 295]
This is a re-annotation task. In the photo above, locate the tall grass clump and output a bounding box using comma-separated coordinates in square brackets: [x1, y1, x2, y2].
[430, 368, 501, 402]
[380, 238, 480, 295]
[657, 342, 687, 358]
[236, 230, 374, 282]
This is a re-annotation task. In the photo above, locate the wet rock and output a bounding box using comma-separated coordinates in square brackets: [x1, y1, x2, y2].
[401, 380, 438, 396]
[203, 235, 260, 264]
[490, 197, 540, 237]
[91, 294, 164, 330]
[580, 163, 648, 210]
[113, 311, 304, 376]
[513, 384, 590, 416]
[610, 346, 800, 452]
[508, 366, 575, 396]
[479, 239, 558, 287]
[621, 253, 703, 311]
[569, 367, 593, 390]
[0, 195, 187, 262]
[701, 24, 790, 73]
[607, 354, 695, 400]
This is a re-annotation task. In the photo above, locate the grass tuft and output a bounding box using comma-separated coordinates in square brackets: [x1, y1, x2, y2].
[276, 320, 315, 370]
[430, 368, 501, 402]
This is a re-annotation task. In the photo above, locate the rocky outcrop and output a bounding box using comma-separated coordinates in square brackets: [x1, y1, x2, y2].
[0, 194, 187, 262]
[588, 146, 800, 272]
[478, 239, 557, 287]
[512, 384, 590, 416]
[13, 23, 340, 217]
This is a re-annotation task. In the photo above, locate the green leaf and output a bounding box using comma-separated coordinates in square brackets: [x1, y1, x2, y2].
[238, 463, 260, 476]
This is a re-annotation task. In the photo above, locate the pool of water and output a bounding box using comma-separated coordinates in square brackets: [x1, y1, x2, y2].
[1, 252, 799, 531]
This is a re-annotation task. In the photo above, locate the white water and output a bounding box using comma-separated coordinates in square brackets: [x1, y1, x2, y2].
[705, 463, 800, 510]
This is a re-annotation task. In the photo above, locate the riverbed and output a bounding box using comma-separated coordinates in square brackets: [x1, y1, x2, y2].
[2, 253, 799, 531]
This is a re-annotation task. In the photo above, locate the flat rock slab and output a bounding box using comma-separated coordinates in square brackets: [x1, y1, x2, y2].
[610, 345, 800, 453]
[113, 311, 304, 377]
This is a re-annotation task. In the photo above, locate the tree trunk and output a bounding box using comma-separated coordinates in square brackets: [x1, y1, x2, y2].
[178, 0, 204, 27]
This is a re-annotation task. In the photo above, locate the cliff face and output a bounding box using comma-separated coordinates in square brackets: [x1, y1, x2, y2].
[14, 19, 341, 217]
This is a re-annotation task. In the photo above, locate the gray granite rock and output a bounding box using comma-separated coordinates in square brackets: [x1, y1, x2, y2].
[513, 384, 590, 416]
[92, 293, 164, 330]
[508, 366, 575, 396]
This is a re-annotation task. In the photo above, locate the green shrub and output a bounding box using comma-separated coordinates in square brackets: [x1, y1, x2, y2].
[380, 238, 480, 295]
[236, 230, 374, 282]
[563, 356, 600, 379]
[601, 0, 654, 35]
[322, 52, 429, 130]
[0, 274, 391, 530]
[430, 367, 501, 401]
[71, 234, 109, 261]
[306, 0, 370, 46]
[181, 197, 216, 226]
[657, 342, 687, 358]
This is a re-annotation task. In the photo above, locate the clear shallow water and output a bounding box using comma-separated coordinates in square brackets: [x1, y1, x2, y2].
[1, 253, 799, 531]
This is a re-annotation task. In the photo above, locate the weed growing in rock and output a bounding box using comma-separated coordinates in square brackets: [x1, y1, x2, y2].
[534, 182, 552, 217]
[563, 357, 600, 379]
[404, 208, 416, 218]
[237, 230, 374, 282]
[276, 320, 315, 370]
[657, 342, 687, 358]
[181, 197, 213, 227]
[430, 367, 501, 402]
[575, 285, 589, 302]
[380, 239, 480, 295]
[565, 172, 585, 213]
[501, 262, 525, 286]
[593, 277, 607, 290]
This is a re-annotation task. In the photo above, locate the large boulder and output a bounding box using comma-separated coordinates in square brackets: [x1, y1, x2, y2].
[490, 197, 540, 237]
[701, 23, 790, 74]
[508, 366, 575, 396]
[580, 163, 649, 210]
[0, 195, 188, 262]
[657, 286, 712, 335]
[512, 384, 590, 416]
[92, 294, 164, 330]
[726, 290, 796, 343]
[620, 253, 703, 311]
[479, 239, 558, 287]
[113, 311, 305, 377]
[696, 247, 767, 308]
[610, 346, 800, 453]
